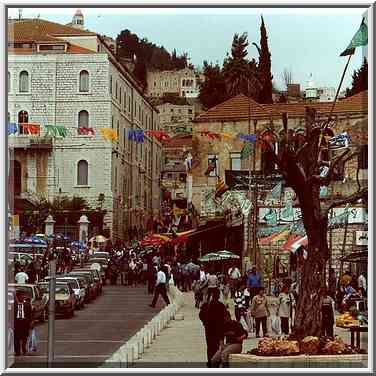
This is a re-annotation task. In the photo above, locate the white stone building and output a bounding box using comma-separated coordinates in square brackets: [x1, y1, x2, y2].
[146, 67, 201, 98]
[8, 17, 162, 240]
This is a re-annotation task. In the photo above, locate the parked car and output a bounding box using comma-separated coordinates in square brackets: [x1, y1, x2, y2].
[85, 257, 108, 282]
[43, 276, 86, 309]
[92, 251, 110, 261]
[9, 252, 34, 265]
[73, 269, 103, 295]
[67, 271, 97, 300]
[37, 281, 76, 318]
[8, 283, 48, 322]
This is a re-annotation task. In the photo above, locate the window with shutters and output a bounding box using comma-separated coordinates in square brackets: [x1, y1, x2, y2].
[78, 110, 89, 127]
[77, 160, 88, 185]
[19, 70, 29, 92]
[79, 70, 89, 92]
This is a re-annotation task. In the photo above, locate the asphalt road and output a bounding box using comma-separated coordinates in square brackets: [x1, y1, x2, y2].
[12, 284, 163, 368]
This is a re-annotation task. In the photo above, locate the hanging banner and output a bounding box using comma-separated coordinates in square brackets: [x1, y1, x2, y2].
[221, 132, 236, 141]
[328, 132, 351, 150]
[240, 142, 254, 160]
[270, 181, 283, 199]
[145, 130, 170, 142]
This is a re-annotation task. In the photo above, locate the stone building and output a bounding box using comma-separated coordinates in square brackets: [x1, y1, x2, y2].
[146, 67, 201, 98]
[191, 92, 368, 275]
[7, 17, 162, 241]
[156, 101, 195, 133]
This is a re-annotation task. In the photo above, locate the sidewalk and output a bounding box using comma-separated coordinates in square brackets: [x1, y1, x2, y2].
[133, 292, 207, 367]
[133, 293, 367, 367]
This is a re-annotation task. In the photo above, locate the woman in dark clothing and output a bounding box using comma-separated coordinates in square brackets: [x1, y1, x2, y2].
[14, 293, 32, 356]
[199, 288, 228, 367]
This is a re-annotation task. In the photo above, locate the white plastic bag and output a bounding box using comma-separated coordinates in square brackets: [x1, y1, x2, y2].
[271, 316, 281, 335]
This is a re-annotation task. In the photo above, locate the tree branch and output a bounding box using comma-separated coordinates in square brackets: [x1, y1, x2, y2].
[309, 149, 352, 186]
[325, 187, 368, 214]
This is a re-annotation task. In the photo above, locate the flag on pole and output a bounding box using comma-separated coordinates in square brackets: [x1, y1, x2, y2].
[240, 142, 254, 160]
[215, 177, 229, 198]
[340, 18, 368, 56]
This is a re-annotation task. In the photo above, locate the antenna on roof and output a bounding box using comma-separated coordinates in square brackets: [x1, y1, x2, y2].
[18, 8, 23, 20]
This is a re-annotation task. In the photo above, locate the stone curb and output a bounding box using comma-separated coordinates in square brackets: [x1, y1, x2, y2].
[103, 285, 184, 367]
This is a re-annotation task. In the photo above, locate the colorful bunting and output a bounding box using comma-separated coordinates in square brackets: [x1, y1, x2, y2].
[100, 128, 118, 141]
[239, 133, 257, 142]
[145, 130, 170, 142]
[20, 123, 40, 135]
[221, 132, 236, 141]
[78, 127, 95, 136]
[240, 142, 254, 160]
[328, 132, 351, 150]
[8, 123, 18, 135]
[215, 177, 229, 198]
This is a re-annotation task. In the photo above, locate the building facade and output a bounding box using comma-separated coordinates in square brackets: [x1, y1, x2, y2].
[146, 67, 202, 98]
[191, 92, 368, 276]
[8, 17, 162, 241]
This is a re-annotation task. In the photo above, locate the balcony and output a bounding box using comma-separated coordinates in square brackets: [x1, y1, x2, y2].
[8, 135, 53, 150]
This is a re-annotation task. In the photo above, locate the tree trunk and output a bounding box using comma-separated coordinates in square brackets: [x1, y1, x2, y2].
[292, 211, 329, 340]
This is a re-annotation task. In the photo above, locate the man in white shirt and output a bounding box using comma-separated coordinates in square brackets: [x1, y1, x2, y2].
[149, 266, 170, 308]
[15, 269, 29, 284]
[228, 265, 241, 298]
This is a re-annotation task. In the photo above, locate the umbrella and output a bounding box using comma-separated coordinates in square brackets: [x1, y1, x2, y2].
[89, 235, 108, 243]
[198, 252, 221, 262]
[217, 250, 240, 259]
[186, 262, 199, 272]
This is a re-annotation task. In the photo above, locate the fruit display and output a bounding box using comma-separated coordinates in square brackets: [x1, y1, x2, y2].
[255, 337, 300, 356]
[336, 312, 360, 328]
[321, 337, 346, 355]
[300, 336, 320, 355]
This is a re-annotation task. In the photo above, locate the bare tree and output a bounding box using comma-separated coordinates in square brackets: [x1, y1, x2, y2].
[260, 108, 367, 339]
[281, 68, 293, 90]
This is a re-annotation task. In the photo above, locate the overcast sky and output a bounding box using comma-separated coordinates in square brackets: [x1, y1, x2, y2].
[8, 7, 368, 90]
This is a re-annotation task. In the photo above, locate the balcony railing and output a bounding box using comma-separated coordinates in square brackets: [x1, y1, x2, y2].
[9, 135, 53, 150]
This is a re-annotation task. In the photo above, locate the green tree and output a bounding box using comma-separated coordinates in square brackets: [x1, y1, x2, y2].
[223, 33, 262, 99]
[345, 57, 368, 97]
[198, 61, 229, 109]
[253, 16, 273, 103]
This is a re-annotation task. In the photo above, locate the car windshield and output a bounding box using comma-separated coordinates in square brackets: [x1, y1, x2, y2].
[56, 286, 69, 295]
[15, 286, 33, 298]
[93, 253, 109, 258]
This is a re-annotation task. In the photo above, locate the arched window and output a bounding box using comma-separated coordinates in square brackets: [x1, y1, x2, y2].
[78, 110, 89, 128]
[79, 70, 89, 92]
[8, 72, 11, 92]
[19, 71, 29, 92]
[77, 160, 88, 185]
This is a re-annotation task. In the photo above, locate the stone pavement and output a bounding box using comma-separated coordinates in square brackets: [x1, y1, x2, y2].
[133, 292, 367, 367]
[133, 291, 207, 367]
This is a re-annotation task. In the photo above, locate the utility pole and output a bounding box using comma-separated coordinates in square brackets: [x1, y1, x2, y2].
[47, 248, 56, 367]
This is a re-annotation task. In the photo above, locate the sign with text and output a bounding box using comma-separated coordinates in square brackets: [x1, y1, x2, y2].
[225, 170, 284, 191]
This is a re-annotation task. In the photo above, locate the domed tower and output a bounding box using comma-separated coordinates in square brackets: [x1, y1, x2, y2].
[71, 9, 84, 30]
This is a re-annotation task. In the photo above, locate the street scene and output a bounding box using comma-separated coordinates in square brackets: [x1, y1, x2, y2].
[7, 5, 369, 370]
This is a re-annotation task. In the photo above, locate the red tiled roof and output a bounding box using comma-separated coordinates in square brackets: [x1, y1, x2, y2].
[195, 94, 271, 122]
[195, 91, 368, 123]
[8, 43, 95, 54]
[8, 18, 96, 43]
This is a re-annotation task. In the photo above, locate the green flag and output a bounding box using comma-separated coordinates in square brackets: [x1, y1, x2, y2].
[240, 142, 254, 159]
[340, 18, 368, 56]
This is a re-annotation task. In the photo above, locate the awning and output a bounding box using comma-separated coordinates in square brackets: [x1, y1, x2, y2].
[258, 229, 290, 246]
[340, 251, 368, 263]
[290, 235, 308, 253]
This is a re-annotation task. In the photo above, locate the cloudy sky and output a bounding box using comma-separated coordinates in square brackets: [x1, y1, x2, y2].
[8, 6, 368, 90]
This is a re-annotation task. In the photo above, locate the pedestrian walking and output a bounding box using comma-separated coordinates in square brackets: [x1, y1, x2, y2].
[33, 256, 42, 283]
[276, 284, 295, 335]
[250, 287, 270, 338]
[128, 258, 137, 286]
[199, 288, 228, 368]
[321, 288, 335, 338]
[233, 285, 246, 322]
[199, 265, 209, 303]
[358, 272, 367, 297]
[15, 268, 29, 284]
[14, 293, 32, 356]
[228, 264, 241, 298]
[220, 278, 231, 309]
[247, 266, 263, 301]
[149, 266, 170, 308]
[206, 270, 219, 302]
[211, 312, 248, 368]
